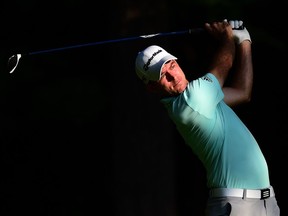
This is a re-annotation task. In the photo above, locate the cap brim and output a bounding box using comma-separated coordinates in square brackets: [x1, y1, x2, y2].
[157, 55, 177, 80]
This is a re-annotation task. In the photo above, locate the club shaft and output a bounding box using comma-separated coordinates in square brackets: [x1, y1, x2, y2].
[7, 28, 204, 74]
[27, 28, 204, 56]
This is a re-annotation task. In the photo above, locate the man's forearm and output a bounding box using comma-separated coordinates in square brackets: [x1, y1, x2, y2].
[222, 41, 253, 106]
[231, 41, 253, 100]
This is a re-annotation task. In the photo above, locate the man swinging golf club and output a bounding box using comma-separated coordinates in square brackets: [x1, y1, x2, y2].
[135, 19, 280, 216]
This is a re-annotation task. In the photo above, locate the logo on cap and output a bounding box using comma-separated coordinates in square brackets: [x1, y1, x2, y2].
[143, 49, 163, 71]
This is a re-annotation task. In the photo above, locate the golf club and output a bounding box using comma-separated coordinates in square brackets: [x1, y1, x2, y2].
[7, 28, 204, 74]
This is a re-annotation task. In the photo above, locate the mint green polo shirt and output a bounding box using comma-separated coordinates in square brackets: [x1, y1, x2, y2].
[161, 73, 270, 189]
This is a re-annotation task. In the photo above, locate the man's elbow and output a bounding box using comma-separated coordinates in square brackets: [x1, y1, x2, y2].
[242, 91, 252, 103]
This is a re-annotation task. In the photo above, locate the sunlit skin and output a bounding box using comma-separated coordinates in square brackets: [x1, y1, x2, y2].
[149, 60, 188, 97]
[148, 21, 233, 98]
[147, 21, 252, 107]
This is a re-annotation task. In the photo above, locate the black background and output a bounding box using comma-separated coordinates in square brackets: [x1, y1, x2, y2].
[1, 0, 287, 215]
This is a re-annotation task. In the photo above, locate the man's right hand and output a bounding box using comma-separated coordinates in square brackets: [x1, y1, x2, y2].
[228, 20, 252, 44]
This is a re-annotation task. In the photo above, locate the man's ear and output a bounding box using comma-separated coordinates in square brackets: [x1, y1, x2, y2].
[146, 82, 159, 93]
[146, 81, 167, 98]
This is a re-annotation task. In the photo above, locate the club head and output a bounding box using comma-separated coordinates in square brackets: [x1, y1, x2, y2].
[7, 54, 22, 74]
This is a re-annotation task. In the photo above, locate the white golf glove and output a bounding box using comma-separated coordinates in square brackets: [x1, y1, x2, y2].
[228, 20, 252, 44]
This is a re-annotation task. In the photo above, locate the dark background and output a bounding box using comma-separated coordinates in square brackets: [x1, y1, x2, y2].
[1, 0, 287, 215]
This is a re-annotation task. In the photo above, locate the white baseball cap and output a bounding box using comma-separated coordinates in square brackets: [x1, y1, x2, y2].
[135, 45, 177, 84]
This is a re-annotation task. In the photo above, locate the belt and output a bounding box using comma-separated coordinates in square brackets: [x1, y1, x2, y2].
[210, 186, 275, 199]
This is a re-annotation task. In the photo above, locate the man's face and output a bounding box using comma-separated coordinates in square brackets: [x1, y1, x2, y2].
[157, 60, 188, 95]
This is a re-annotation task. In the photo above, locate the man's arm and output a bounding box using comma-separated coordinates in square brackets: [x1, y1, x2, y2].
[204, 21, 235, 87]
[223, 41, 253, 106]
[222, 21, 253, 107]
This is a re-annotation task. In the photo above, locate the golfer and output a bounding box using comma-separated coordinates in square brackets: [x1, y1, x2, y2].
[135, 20, 280, 215]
